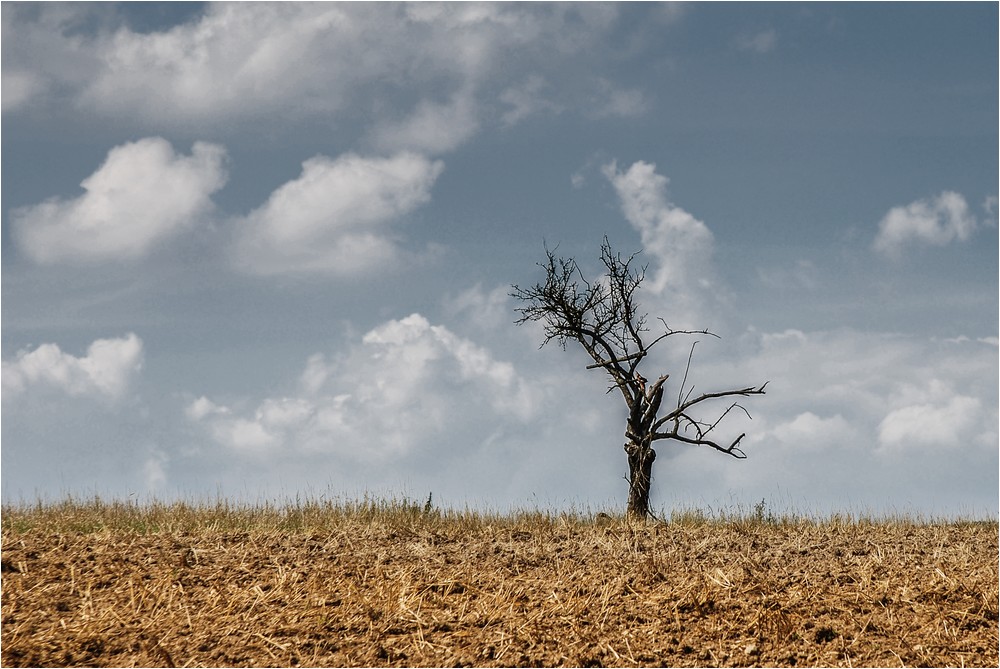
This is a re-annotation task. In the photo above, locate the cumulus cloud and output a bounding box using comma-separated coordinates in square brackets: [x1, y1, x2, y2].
[602, 159, 721, 327]
[743, 330, 997, 455]
[872, 191, 978, 259]
[2, 333, 143, 403]
[233, 152, 444, 276]
[652, 326, 998, 513]
[12, 138, 227, 264]
[187, 314, 541, 461]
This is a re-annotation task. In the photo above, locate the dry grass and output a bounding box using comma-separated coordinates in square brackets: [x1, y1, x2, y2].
[2, 498, 997, 667]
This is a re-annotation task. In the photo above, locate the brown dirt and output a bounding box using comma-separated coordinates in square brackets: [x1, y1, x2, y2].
[2, 505, 997, 667]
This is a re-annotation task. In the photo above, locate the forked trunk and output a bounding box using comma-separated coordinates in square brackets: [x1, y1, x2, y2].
[624, 440, 656, 519]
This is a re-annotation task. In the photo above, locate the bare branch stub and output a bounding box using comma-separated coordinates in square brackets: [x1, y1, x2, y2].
[512, 238, 767, 517]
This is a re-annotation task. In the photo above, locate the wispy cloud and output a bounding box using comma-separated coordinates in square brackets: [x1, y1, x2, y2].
[499, 75, 562, 127]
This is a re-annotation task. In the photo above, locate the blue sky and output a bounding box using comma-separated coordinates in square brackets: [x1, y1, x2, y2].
[2, 2, 997, 516]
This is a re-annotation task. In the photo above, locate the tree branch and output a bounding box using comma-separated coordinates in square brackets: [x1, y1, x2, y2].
[654, 383, 768, 433]
[653, 430, 749, 459]
[512, 239, 767, 479]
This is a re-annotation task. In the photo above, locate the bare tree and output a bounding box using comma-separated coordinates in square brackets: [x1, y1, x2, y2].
[511, 238, 767, 518]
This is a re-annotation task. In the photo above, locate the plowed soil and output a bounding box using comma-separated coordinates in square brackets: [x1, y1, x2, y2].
[2, 504, 997, 667]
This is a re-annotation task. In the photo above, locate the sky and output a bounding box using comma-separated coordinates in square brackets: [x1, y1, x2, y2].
[2, 2, 997, 517]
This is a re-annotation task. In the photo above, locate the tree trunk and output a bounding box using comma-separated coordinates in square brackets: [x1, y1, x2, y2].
[624, 440, 656, 518]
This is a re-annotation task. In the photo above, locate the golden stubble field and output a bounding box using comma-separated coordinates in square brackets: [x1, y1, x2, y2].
[1, 500, 997, 667]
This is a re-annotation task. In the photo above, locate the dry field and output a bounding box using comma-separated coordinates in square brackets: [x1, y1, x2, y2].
[2, 499, 997, 667]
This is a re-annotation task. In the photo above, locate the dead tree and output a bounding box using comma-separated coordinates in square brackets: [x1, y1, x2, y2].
[511, 238, 767, 518]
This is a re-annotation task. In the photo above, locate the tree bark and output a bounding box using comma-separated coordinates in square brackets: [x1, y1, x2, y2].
[624, 440, 656, 519]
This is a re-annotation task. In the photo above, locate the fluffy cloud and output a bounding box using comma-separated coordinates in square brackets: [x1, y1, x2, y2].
[12, 138, 227, 264]
[2, 333, 143, 403]
[187, 314, 541, 461]
[233, 152, 444, 276]
[602, 159, 722, 328]
[747, 331, 995, 455]
[873, 191, 978, 258]
[77, 4, 377, 122]
[648, 327, 997, 513]
[878, 396, 983, 451]
[877, 378, 987, 452]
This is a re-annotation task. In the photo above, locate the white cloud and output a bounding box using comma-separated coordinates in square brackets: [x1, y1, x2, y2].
[875, 378, 987, 453]
[742, 329, 997, 456]
[185, 396, 227, 421]
[602, 159, 722, 328]
[736, 29, 778, 54]
[653, 326, 998, 513]
[77, 4, 362, 123]
[232, 152, 444, 276]
[12, 138, 227, 264]
[765, 411, 856, 452]
[369, 91, 481, 155]
[5, 4, 635, 151]
[2, 333, 143, 403]
[878, 395, 983, 452]
[187, 314, 541, 461]
[873, 191, 978, 258]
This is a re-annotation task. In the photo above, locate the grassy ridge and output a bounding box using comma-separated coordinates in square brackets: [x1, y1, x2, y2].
[5, 495, 993, 534]
[2, 498, 998, 667]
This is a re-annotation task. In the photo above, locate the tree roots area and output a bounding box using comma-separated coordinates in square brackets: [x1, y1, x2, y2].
[2, 509, 997, 667]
